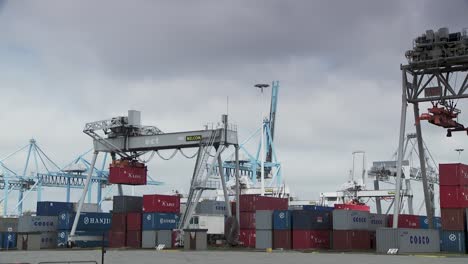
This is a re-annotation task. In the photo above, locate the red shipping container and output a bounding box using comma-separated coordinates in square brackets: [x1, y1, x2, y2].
[439, 163, 468, 186]
[239, 229, 256, 248]
[440, 186, 468, 208]
[334, 204, 370, 212]
[126, 230, 142, 248]
[111, 213, 127, 232]
[239, 212, 256, 229]
[292, 230, 310, 249]
[441, 208, 466, 230]
[388, 214, 420, 228]
[108, 231, 126, 248]
[332, 230, 370, 251]
[310, 230, 331, 249]
[143, 194, 180, 213]
[273, 230, 291, 249]
[109, 164, 147, 185]
[369, 231, 376, 250]
[239, 195, 288, 212]
[126, 212, 142, 231]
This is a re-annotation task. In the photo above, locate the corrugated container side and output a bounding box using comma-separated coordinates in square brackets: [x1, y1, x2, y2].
[292, 210, 332, 230]
[376, 228, 398, 253]
[108, 231, 126, 248]
[142, 230, 156, 248]
[239, 229, 256, 248]
[109, 165, 147, 185]
[368, 214, 387, 231]
[58, 212, 111, 231]
[142, 213, 179, 230]
[292, 230, 310, 249]
[332, 210, 369, 230]
[57, 231, 108, 248]
[439, 163, 468, 186]
[332, 230, 370, 250]
[310, 230, 331, 249]
[142, 194, 180, 213]
[37, 201, 74, 216]
[196, 200, 227, 215]
[73, 203, 101, 213]
[377, 228, 440, 253]
[1, 232, 17, 249]
[441, 208, 466, 231]
[0, 218, 19, 232]
[255, 230, 272, 249]
[111, 213, 127, 232]
[255, 210, 273, 230]
[126, 230, 142, 248]
[40, 232, 58, 249]
[334, 204, 370, 212]
[273, 230, 291, 249]
[113, 196, 143, 213]
[388, 214, 420, 229]
[157, 230, 172, 248]
[273, 210, 291, 230]
[127, 212, 142, 231]
[239, 195, 288, 212]
[302, 205, 334, 212]
[240, 212, 256, 229]
[440, 186, 468, 208]
[18, 216, 58, 232]
[440, 231, 467, 253]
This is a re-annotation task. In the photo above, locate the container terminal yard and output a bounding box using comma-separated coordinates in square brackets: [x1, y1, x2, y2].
[1, 1, 468, 264]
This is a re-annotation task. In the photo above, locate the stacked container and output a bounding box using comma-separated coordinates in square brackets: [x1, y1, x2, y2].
[291, 208, 332, 249]
[141, 194, 180, 249]
[196, 200, 227, 215]
[255, 210, 273, 249]
[58, 212, 111, 248]
[18, 215, 58, 249]
[368, 214, 388, 250]
[237, 195, 288, 248]
[439, 163, 468, 253]
[387, 214, 420, 229]
[109, 195, 143, 248]
[332, 209, 371, 251]
[0, 218, 18, 249]
[272, 210, 292, 249]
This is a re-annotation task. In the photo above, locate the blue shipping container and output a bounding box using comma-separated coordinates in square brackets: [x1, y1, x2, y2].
[57, 230, 108, 248]
[58, 212, 111, 231]
[302, 205, 334, 212]
[419, 216, 442, 229]
[142, 213, 179, 230]
[291, 210, 332, 230]
[1, 232, 17, 249]
[37, 201, 74, 216]
[273, 210, 291, 230]
[440, 231, 467, 253]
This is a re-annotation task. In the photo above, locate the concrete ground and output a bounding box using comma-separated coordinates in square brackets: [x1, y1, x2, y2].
[0, 249, 467, 264]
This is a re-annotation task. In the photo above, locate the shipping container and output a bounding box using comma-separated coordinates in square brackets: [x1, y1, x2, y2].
[441, 208, 466, 231]
[333, 210, 369, 230]
[273, 230, 291, 249]
[332, 230, 370, 251]
[240, 212, 256, 229]
[388, 214, 420, 229]
[273, 210, 292, 230]
[40, 232, 58, 249]
[256, 230, 272, 249]
[73, 203, 101, 213]
[0, 232, 16, 249]
[111, 213, 127, 232]
[113, 196, 143, 213]
[419, 216, 442, 229]
[109, 162, 147, 185]
[302, 205, 334, 212]
[143, 194, 180, 213]
[239, 195, 288, 212]
[196, 200, 227, 215]
[370, 231, 376, 250]
[291, 230, 331, 249]
[189, 214, 224, 235]
[292, 230, 310, 249]
[334, 204, 370, 212]
[108, 231, 126, 248]
[368, 214, 388, 231]
[37, 201, 74, 216]
[126, 230, 142, 248]
[0, 217, 18, 232]
[17, 233, 41, 250]
[440, 185, 468, 208]
[157, 230, 172, 248]
[239, 229, 255, 248]
[255, 210, 273, 230]
[439, 163, 468, 186]
[18, 216, 58, 233]
[58, 212, 111, 231]
[142, 230, 157, 248]
[127, 212, 142, 231]
[440, 231, 467, 253]
[142, 213, 179, 230]
[57, 230, 108, 248]
[376, 228, 440, 253]
[291, 210, 332, 230]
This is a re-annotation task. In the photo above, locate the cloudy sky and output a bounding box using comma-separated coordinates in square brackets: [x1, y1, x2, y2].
[0, 0, 467, 214]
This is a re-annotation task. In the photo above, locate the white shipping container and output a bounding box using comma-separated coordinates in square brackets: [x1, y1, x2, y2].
[189, 214, 224, 235]
[73, 203, 101, 213]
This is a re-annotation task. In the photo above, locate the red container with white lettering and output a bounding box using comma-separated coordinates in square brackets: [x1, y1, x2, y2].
[109, 163, 147, 185]
[239, 229, 256, 248]
[440, 186, 468, 208]
[439, 163, 468, 186]
[334, 204, 370, 212]
[126, 212, 142, 231]
[387, 214, 420, 228]
[239, 195, 288, 212]
[143, 194, 180, 213]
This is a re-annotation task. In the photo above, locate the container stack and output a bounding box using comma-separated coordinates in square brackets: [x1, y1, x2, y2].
[196, 200, 227, 215]
[57, 211, 111, 248]
[0, 218, 19, 250]
[332, 209, 371, 251]
[368, 214, 388, 250]
[272, 210, 292, 249]
[141, 194, 180, 249]
[237, 195, 288, 248]
[17, 215, 58, 249]
[291, 207, 332, 250]
[439, 163, 468, 253]
[109, 195, 143, 248]
[255, 210, 273, 249]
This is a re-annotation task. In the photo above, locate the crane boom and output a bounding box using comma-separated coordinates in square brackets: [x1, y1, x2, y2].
[266, 81, 279, 163]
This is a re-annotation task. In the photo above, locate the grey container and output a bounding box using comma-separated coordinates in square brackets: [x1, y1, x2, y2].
[255, 210, 273, 230]
[73, 203, 101, 213]
[17, 233, 41, 250]
[376, 228, 440, 254]
[157, 230, 172, 248]
[255, 230, 272, 249]
[142, 230, 157, 248]
[0, 217, 19, 232]
[332, 210, 369, 230]
[183, 229, 207, 250]
[368, 214, 388, 231]
[112, 196, 143, 213]
[196, 200, 227, 215]
[40, 232, 58, 249]
[18, 216, 58, 232]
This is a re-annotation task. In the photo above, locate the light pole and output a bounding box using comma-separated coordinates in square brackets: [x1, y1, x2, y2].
[255, 83, 269, 196]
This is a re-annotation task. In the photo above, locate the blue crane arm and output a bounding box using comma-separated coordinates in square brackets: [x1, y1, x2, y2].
[266, 81, 279, 163]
